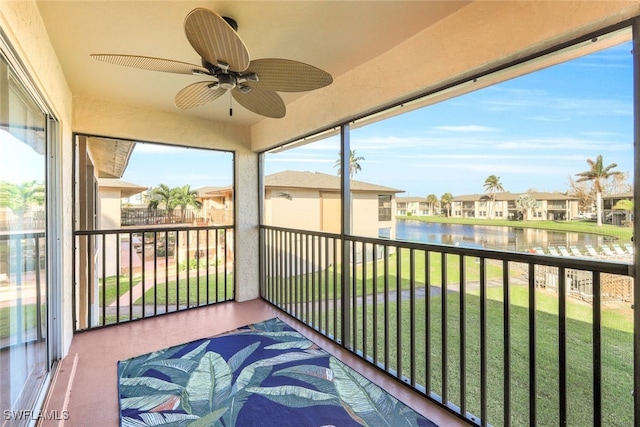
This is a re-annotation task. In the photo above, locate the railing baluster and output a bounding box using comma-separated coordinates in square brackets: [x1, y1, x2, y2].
[529, 263, 537, 426]
[480, 256, 487, 427]
[441, 252, 448, 403]
[384, 244, 390, 372]
[141, 232, 146, 318]
[558, 266, 567, 425]
[372, 242, 378, 365]
[396, 247, 402, 379]
[503, 259, 511, 427]
[312, 234, 317, 329]
[153, 231, 157, 315]
[459, 254, 466, 415]
[409, 248, 416, 387]
[175, 231, 180, 312]
[425, 249, 431, 394]
[593, 271, 602, 427]
[352, 239, 357, 352]
[102, 232, 106, 325]
[362, 242, 368, 359]
[128, 232, 133, 321]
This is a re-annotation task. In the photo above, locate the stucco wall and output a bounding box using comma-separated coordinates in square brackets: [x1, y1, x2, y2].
[265, 189, 322, 231]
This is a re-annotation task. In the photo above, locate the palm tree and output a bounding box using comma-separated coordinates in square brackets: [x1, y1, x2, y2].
[575, 155, 624, 226]
[483, 175, 504, 219]
[426, 194, 438, 216]
[334, 149, 365, 178]
[149, 183, 176, 218]
[172, 185, 202, 222]
[440, 192, 453, 217]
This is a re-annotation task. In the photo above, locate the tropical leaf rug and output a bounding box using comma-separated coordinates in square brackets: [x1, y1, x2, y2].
[118, 317, 438, 427]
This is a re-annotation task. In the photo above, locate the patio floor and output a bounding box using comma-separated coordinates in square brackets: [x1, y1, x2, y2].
[40, 298, 467, 426]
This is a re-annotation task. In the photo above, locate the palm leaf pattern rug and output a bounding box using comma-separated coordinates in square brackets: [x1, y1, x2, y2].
[118, 317, 438, 426]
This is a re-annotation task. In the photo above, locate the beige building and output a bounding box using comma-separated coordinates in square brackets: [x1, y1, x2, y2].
[264, 171, 402, 239]
[451, 192, 579, 220]
[196, 186, 234, 225]
[396, 197, 431, 216]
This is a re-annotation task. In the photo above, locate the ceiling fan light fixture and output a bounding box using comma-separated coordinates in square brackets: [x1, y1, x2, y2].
[238, 85, 251, 94]
[218, 73, 236, 90]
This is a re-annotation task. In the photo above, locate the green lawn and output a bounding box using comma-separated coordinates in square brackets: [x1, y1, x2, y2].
[98, 275, 141, 306]
[324, 285, 634, 426]
[399, 215, 633, 242]
[0, 303, 39, 340]
[136, 272, 234, 306]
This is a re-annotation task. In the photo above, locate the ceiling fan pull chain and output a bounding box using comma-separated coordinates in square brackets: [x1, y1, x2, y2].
[229, 93, 233, 116]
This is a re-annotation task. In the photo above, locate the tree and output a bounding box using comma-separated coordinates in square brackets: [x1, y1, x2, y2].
[0, 180, 45, 211]
[334, 149, 365, 178]
[515, 194, 537, 221]
[426, 194, 438, 216]
[483, 175, 504, 219]
[148, 184, 176, 220]
[567, 175, 595, 214]
[575, 155, 624, 227]
[172, 185, 202, 222]
[440, 192, 453, 217]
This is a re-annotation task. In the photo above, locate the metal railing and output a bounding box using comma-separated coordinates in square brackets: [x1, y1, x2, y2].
[260, 225, 635, 426]
[0, 231, 46, 348]
[73, 225, 234, 332]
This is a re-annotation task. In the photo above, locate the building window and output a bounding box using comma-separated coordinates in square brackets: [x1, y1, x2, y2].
[378, 195, 392, 221]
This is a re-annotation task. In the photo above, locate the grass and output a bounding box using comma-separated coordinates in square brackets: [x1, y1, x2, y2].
[399, 215, 634, 242]
[137, 272, 234, 306]
[339, 286, 633, 426]
[0, 303, 40, 340]
[98, 275, 141, 306]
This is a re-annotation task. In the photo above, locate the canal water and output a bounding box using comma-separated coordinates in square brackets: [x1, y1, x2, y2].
[394, 219, 613, 252]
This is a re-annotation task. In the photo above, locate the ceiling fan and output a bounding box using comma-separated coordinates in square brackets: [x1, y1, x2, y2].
[90, 7, 333, 118]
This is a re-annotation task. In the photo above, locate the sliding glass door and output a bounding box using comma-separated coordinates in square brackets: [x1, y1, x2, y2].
[0, 53, 49, 425]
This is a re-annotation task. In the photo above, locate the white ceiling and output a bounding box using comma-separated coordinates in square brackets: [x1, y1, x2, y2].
[36, 1, 471, 127]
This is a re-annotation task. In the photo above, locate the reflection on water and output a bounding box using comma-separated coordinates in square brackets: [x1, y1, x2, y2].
[395, 219, 614, 251]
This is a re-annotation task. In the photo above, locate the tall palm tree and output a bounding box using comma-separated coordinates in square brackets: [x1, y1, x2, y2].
[172, 185, 202, 222]
[483, 175, 504, 218]
[426, 194, 438, 216]
[334, 149, 365, 178]
[575, 155, 624, 226]
[440, 192, 453, 217]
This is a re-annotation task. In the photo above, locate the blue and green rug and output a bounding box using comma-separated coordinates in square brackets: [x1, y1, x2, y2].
[118, 317, 437, 426]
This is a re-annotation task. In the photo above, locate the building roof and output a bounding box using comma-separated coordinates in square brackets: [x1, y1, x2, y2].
[265, 171, 403, 194]
[195, 186, 233, 197]
[97, 178, 147, 198]
[396, 197, 429, 203]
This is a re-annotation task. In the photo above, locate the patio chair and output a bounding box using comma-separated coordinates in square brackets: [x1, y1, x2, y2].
[611, 244, 627, 256]
[558, 246, 571, 256]
[584, 245, 599, 257]
[624, 243, 634, 255]
[533, 247, 546, 255]
[600, 245, 617, 257]
[547, 246, 561, 256]
[569, 246, 583, 256]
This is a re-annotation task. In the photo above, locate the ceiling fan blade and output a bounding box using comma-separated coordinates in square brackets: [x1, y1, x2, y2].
[244, 58, 333, 92]
[232, 86, 285, 118]
[90, 54, 209, 75]
[175, 81, 226, 109]
[184, 8, 250, 72]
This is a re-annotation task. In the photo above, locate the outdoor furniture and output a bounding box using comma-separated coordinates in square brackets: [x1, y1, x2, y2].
[548, 246, 561, 256]
[569, 246, 583, 256]
[584, 245, 599, 257]
[612, 244, 627, 256]
[624, 243, 634, 255]
[533, 247, 546, 255]
[601, 245, 617, 257]
[558, 246, 571, 256]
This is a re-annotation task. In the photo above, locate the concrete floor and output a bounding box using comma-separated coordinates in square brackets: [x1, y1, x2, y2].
[41, 299, 468, 426]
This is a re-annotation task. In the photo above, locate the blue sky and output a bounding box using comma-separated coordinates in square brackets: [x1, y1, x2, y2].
[113, 38, 634, 197]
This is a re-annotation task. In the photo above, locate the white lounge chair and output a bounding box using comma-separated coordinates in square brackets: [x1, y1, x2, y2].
[533, 247, 546, 255]
[624, 243, 634, 255]
[584, 245, 599, 257]
[601, 245, 617, 257]
[548, 246, 561, 256]
[569, 246, 582, 256]
[611, 244, 627, 256]
[558, 246, 571, 256]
